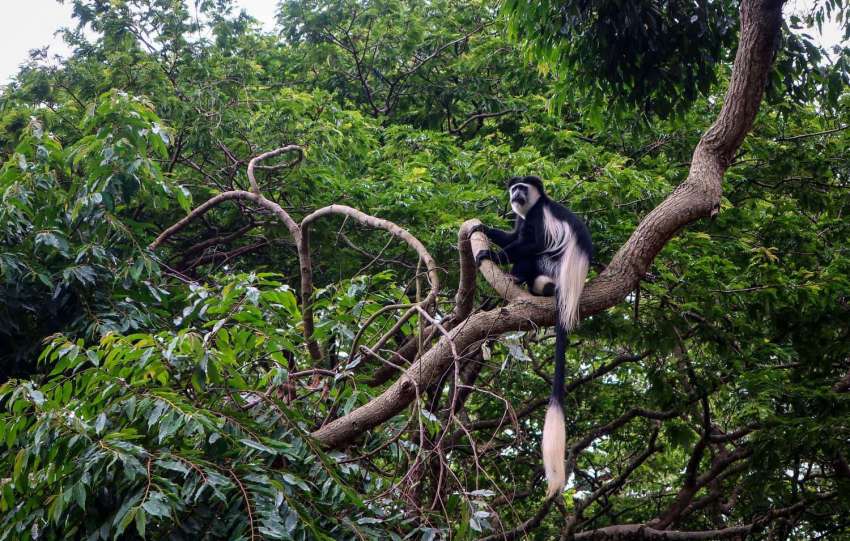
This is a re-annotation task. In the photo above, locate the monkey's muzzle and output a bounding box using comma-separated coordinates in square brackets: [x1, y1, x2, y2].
[511, 195, 526, 206]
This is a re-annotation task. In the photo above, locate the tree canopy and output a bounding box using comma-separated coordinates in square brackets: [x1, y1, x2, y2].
[0, 0, 849, 539]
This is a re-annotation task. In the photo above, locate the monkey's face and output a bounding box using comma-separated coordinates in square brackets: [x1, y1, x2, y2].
[509, 182, 540, 218]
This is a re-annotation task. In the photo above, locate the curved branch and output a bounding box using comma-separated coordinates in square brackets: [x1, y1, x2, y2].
[368, 219, 488, 386]
[465, 219, 534, 302]
[453, 220, 481, 322]
[301, 204, 440, 307]
[148, 190, 298, 250]
[246, 144, 304, 196]
[150, 146, 316, 358]
[299, 204, 440, 368]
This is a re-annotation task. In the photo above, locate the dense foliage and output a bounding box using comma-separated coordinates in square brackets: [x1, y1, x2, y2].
[0, 0, 848, 539]
[503, 0, 850, 116]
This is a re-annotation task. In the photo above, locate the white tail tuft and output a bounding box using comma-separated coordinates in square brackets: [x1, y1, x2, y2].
[557, 243, 590, 330]
[542, 400, 566, 498]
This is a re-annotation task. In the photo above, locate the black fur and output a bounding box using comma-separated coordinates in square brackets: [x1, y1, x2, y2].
[476, 176, 594, 495]
[475, 175, 592, 407]
[475, 176, 592, 290]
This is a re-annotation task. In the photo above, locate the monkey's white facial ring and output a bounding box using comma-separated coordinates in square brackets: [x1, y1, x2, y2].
[510, 183, 531, 205]
[509, 182, 540, 218]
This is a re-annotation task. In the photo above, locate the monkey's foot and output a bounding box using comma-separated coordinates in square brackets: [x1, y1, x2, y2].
[532, 276, 557, 296]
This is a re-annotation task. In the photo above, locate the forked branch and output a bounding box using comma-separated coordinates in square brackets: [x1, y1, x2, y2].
[150, 145, 440, 364]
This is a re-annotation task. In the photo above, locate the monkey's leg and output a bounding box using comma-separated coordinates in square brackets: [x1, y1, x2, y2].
[510, 259, 538, 287]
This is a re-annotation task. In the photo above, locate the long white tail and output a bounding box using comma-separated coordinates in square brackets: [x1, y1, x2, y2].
[542, 399, 566, 497]
[541, 237, 590, 498]
[556, 241, 589, 330]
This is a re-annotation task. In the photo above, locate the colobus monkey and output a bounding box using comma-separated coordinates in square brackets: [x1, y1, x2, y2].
[472, 175, 592, 497]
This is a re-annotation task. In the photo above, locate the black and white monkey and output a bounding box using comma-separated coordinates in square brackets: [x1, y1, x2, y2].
[472, 175, 592, 497]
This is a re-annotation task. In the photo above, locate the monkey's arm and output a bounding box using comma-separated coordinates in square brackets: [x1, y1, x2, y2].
[470, 223, 517, 248]
[500, 225, 546, 259]
[475, 225, 545, 266]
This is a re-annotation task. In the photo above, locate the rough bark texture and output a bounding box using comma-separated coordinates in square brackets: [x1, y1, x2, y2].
[310, 0, 785, 449]
[571, 524, 753, 540]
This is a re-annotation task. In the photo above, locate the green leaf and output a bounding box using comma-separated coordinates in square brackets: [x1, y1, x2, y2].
[95, 413, 107, 435]
[141, 492, 171, 519]
[135, 507, 147, 538]
[240, 438, 277, 455]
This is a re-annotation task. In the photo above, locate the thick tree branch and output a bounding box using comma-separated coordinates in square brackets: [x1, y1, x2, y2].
[466, 220, 534, 301]
[572, 524, 753, 540]
[572, 494, 831, 540]
[453, 220, 483, 320]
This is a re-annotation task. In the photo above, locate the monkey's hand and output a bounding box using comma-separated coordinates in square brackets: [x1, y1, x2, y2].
[469, 223, 488, 237]
[474, 249, 494, 267]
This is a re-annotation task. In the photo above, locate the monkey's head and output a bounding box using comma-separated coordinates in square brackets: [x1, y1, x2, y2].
[507, 175, 544, 217]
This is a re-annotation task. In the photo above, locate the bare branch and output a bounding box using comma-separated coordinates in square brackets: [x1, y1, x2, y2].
[453, 220, 482, 321]
[776, 124, 849, 141]
[246, 144, 304, 196]
[479, 498, 555, 541]
[151, 146, 316, 359]
[148, 190, 296, 251]
[572, 523, 753, 540]
[465, 219, 532, 302]
[449, 109, 521, 135]
[572, 494, 834, 540]
[301, 204, 440, 310]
